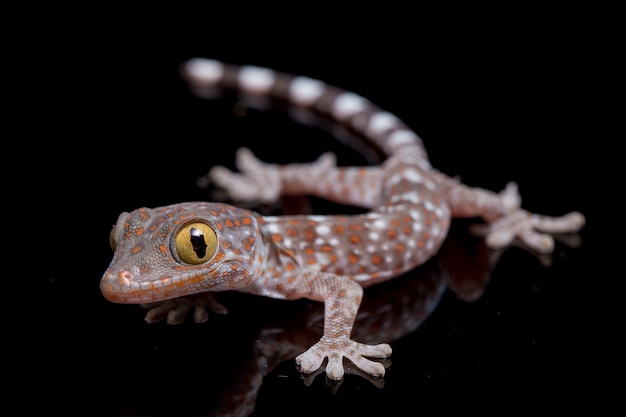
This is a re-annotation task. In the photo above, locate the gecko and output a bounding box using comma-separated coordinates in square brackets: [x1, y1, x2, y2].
[100, 58, 585, 381]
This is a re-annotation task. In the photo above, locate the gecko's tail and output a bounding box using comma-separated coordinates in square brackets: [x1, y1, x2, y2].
[180, 58, 431, 170]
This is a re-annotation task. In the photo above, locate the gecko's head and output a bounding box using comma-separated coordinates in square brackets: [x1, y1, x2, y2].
[100, 202, 261, 304]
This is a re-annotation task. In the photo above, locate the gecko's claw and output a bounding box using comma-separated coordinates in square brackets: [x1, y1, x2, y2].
[296, 338, 391, 380]
[142, 292, 228, 324]
[209, 147, 338, 204]
[471, 209, 586, 254]
[209, 149, 282, 204]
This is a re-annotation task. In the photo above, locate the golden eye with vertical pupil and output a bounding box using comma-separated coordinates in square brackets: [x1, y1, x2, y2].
[175, 222, 218, 265]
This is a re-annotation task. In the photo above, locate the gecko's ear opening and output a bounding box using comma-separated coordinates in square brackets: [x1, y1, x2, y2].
[109, 211, 130, 251]
[173, 221, 218, 265]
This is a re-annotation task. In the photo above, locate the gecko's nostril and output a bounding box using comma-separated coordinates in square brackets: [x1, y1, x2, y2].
[117, 270, 133, 284]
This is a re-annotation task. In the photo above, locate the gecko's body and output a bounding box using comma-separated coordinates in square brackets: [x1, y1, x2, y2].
[101, 58, 585, 380]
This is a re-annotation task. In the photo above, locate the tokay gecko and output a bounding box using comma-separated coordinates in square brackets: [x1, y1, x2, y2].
[100, 58, 585, 380]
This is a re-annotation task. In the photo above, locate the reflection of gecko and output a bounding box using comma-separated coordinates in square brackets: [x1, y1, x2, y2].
[100, 58, 585, 380]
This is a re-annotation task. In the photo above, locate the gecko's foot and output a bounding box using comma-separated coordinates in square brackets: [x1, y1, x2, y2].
[208, 147, 336, 204]
[472, 207, 585, 254]
[300, 358, 388, 391]
[295, 337, 392, 380]
[209, 147, 282, 203]
[142, 293, 228, 325]
[470, 182, 585, 254]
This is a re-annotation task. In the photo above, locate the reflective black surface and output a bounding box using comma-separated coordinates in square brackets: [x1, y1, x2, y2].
[6, 14, 611, 417]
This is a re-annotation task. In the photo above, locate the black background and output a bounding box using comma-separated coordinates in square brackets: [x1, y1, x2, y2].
[5, 6, 615, 417]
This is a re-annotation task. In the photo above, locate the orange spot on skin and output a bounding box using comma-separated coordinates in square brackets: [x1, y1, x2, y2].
[234, 220, 241, 227]
[307, 257, 316, 265]
[174, 265, 193, 271]
[132, 245, 142, 254]
[287, 228, 298, 237]
[287, 277, 296, 284]
[334, 225, 345, 234]
[387, 229, 398, 239]
[225, 219, 234, 227]
[321, 245, 334, 252]
[349, 254, 358, 264]
[395, 243, 405, 253]
[286, 263, 295, 271]
[305, 247, 315, 255]
[372, 254, 383, 264]
[329, 254, 337, 263]
[349, 235, 360, 244]
[216, 222, 223, 230]
[242, 217, 252, 225]
[159, 245, 167, 254]
[402, 215, 412, 223]
[391, 219, 401, 227]
[304, 228, 315, 242]
[417, 240, 425, 249]
[271, 233, 283, 243]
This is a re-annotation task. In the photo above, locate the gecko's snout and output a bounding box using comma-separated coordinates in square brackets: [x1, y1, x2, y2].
[99, 269, 135, 303]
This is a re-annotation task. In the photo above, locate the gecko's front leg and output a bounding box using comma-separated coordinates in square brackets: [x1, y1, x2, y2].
[209, 147, 337, 204]
[292, 272, 392, 380]
[141, 292, 228, 325]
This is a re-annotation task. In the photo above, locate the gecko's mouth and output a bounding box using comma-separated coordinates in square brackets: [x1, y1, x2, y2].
[100, 269, 201, 304]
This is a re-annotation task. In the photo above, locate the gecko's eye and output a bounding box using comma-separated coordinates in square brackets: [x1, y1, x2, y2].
[175, 221, 218, 265]
[109, 226, 117, 251]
